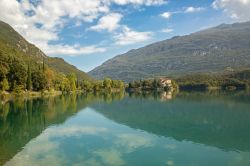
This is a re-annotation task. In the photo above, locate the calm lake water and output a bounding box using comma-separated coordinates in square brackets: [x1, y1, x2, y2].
[0, 91, 250, 166]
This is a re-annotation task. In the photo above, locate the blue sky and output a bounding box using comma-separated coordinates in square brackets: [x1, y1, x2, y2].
[1, 0, 250, 72]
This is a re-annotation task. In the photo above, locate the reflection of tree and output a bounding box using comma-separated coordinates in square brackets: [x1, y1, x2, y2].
[0, 92, 125, 165]
[92, 92, 250, 152]
[128, 91, 177, 101]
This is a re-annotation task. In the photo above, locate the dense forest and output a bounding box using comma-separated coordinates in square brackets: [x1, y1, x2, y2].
[0, 55, 124, 94]
[126, 70, 250, 92]
[175, 70, 250, 91]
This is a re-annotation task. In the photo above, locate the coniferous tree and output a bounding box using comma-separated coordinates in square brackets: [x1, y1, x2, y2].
[42, 58, 45, 72]
[26, 64, 32, 91]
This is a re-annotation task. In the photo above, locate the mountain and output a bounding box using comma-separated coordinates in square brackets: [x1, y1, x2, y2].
[0, 20, 92, 81]
[90, 21, 250, 82]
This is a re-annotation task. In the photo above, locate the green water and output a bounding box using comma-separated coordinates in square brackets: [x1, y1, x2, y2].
[0, 92, 250, 166]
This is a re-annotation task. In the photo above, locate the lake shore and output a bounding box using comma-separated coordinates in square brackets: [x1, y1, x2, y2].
[0, 90, 62, 103]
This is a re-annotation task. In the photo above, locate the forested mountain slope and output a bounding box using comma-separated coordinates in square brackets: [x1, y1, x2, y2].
[90, 21, 250, 82]
[0, 20, 92, 81]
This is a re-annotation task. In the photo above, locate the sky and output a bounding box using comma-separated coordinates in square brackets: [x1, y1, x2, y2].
[0, 0, 250, 72]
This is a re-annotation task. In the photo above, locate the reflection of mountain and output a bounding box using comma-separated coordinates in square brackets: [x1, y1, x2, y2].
[0, 95, 87, 165]
[92, 92, 250, 152]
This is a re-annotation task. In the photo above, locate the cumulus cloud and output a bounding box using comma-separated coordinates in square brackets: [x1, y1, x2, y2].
[114, 26, 153, 45]
[0, 0, 109, 56]
[161, 28, 173, 33]
[45, 45, 106, 56]
[160, 12, 172, 19]
[212, 0, 250, 21]
[109, 0, 167, 6]
[0, 0, 166, 57]
[184, 6, 205, 13]
[115, 133, 153, 152]
[94, 149, 125, 166]
[90, 13, 123, 32]
[160, 6, 204, 20]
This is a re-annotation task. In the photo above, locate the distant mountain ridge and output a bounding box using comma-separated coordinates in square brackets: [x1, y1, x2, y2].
[90, 21, 250, 82]
[0, 20, 92, 81]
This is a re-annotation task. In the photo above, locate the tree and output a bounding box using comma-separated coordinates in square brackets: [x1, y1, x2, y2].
[32, 71, 47, 91]
[0, 64, 8, 81]
[111, 80, 124, 89]
[142, 80, 151, 89]
[81, 80, 93, 92]
[42, 58, 45, 72]
[67, 73, 77, 91]
[103, 78, 112, 91]
[8, 58, 27, 90]
[26, 64, 32, 90]
[0, 77, 9, 91]
[61, 76, 71, 93]
[153, 79, 158, 89]
[93, 81, 103, 92]
[44, 68, 55, 90]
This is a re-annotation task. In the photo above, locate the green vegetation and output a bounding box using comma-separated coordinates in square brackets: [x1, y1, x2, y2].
[0, 57, 124, 94]
[80, 78, 124, 93]
[0, 20, 92, 82]
[90, 21, 250, 82]
[176, 70, 250, 91]
[126, 69, 250, 92]
[126, 79, 177, 92]
[0, 20, 124, 95]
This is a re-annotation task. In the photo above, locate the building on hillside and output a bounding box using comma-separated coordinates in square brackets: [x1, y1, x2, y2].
[159, 78, 172, 88]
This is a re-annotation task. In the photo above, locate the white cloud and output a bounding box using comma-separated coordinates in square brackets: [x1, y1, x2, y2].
[109, 0, 167, 6]
[5, 125, 109, 166]
[0, 0, 167, 57]
[90, 13, 123, 32]
[160, 6, 204, 20]
[114, 26, 152, 45]
[212, 0, 250, 21]
[161, 28, 173, 33]
[94, 149, 125, 166]
[46, 126, 108, 136]
[160, 12, 171, 19]
[116, 133, 153, 152]
[0, 0, 110, 56]
[184, 6, 204, 13]
[44, 44, 106, 57]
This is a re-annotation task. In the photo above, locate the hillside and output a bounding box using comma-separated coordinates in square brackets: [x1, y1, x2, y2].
[0, 20, 92, 81]
[90, 21, 250, 82]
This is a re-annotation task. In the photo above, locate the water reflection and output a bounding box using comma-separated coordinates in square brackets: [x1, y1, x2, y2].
[0, 92, 124, 165]
[0, 91, 250, 166]
[92, 91, 250, 152]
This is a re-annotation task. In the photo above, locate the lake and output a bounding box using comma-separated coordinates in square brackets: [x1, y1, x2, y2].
[0, 91, 250, 166]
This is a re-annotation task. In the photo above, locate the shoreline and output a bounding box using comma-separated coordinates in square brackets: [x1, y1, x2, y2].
[0, 90, 62, 103]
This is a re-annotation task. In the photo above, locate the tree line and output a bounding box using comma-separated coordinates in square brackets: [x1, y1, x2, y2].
[127, 79, 176, 92]
[0, 58, 124, 94]
[176, 72, 250, 91]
